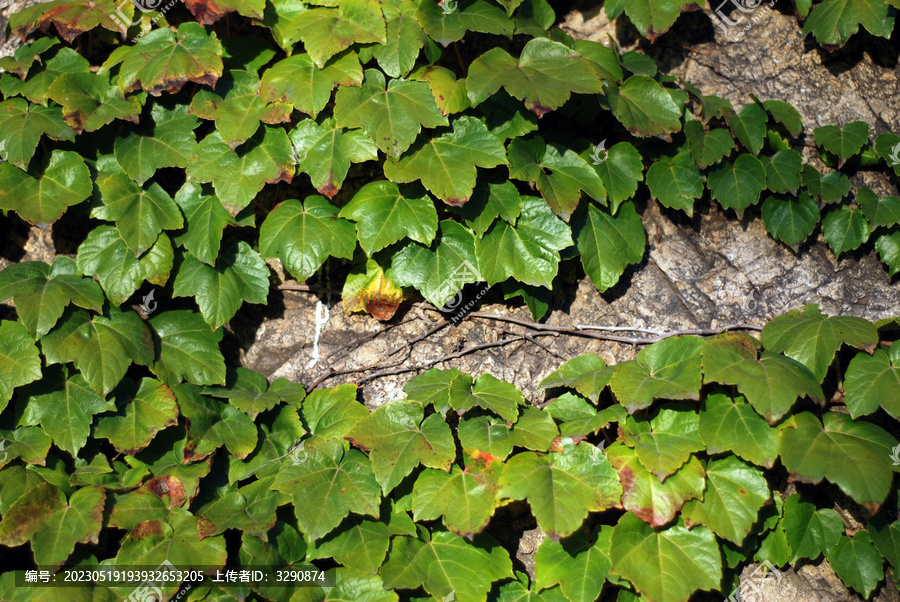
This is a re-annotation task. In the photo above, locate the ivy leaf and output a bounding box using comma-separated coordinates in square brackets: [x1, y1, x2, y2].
[292, 0, 386, 68]
[260, 51, 363, 118]
[645, 152, 703, 216]
[458, 407, 559, 460]
[409, 65, 470, 115]
[477, 90, 539, 142]
[760, 304, 878, 383]
[606, 442, 704, 527]
[412, 449, 504, 537]
[301, 383, 369, 439]
[186, 125, 294, 215]
[844, 348, 900, 419]
[467, 38, 605, 116]
[574, 201, 646, 294]
[681, 456, 769, 545]
[1, 49, 90, 108]
[41, 308, 154, 396]
[384, 115, 507, 205]
[701, 333, 824, 424]
[813, 121, 870, 166]
[857, 187, 900, 229]
[190, 70, 291, 149]
[876, 131, 900, 176]
[340, 181, 437, 256]
[403, 368, 474, 416]
[342, 258, 406, 321]
[803, 0, 894, 48]
[606, 75, 682, 138]
[0, 38, 58, 79]
[621, 404, 705, 481]
[826, 531, 884, 598]
[537, 354, 613, 404]
[764, 149, 802, 194]
[707, 154, 767, 219]
[259, 196, 356, 283]
[290, 115, 378, 198]
[198, 476, 289, 540]
[47, 71, 141, 133]
[781, 412, 899, 512]
[0, 321, 42, 413]
[475, 196, 573, 288]
[801, 165, 851, 204]
[115, 22, 224, 96]
[293, 567, 398, 602]
[449, 373, 525, 422]
[0, 98, 74, 169]
[93, 172, 183, 256]
[0, 426, 51, 467]
[0, 149, 91, 224]
[173, 240, 270, 329]
[149, 310, 226, 387]
[781, 493, 843, 562]
[508, 136, 606, 219]
[18, 365, 115, 457]
[391, 220, 481, 307]
[203, 368, 304, 419]
[172, 181, 236, 267]
[0, 257, 103, 339]
[533, 526, 616, 601]
[761, 192, 820, 249]
[114, 104, 200, 185]
[375, 4, 428, 78]
[591, 142, 643, 215]
[604, 0, 701, 41]
[184, 0, 264, 24]
[9, 0, 128, 42]
[500, 438, 622, 539]
[94, 377, 179, 454]
[273, 437, 380, 541]
[684, 120, 734, 169]
[870, 518, 900, 583]
[698, 393, 781, 469]
[609, 513, 722, 602]
[334, 69, 447, 158]
[0, 482, 104, 570]
[347, 400, 455, 494]
[876, 230, 900, 276]
[762, 99, 803, 136]
[724, 103, 767, 155]
[175, 383, 258, 461]
[610, 336, 706, 414]
[822, 206, 870, 257]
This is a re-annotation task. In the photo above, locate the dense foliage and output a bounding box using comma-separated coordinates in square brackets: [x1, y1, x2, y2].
[1, 0, 900, 600]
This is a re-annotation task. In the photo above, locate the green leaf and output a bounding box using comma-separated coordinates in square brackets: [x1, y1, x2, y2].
[764, 149, 802, 194]
[414, 0, 514, 46]
[844, 348, 900, 419]
[537, 353, 612, 404]
[760, 304, 878, 382]
[292, 0, 386, 68]
[342, 258, 406, 321]
[293, 567, 398, 602]
[186, 125, 294, 215]
[149, 310, 225, 387]
[876, 230, 900, 276]
[93, 172, 183, 256]
[259, 196, 356, 283]
[334, 68, 447, 158]
[780, 412, 899, 513]
[707, 154, 767, 219]
[41, 308, 154, 396]
[173, 240, 269, 329]
[467, 38, 605, 116]
[382, 529, 512, 601]
[500, 438, 621, 539]
[0, 38, 58, 79]
[47, 70, 141, 134]
[175, 383, 258, 461]
[826, 531, 884, 598]
[172, 181, 236, 267]
[0, 321, 42, 413]
[0, 482, 104, 570]
[762, 99, 803, 136]
[347, 400, 456, 494]
[0, 426, 51, 467]
[781, 493, 843, 562]
[725, 103, 767, 155]
[591, 142, 643, 215]
[203, 368, 304, 419]
[273, 437, 380, 541]
[606, 75, 682, 138]
[0, 98, 74, 169]
[260, 51, 362, 118]
[534, 526, 615, 601]
[477, 91, 539, 142]
[114, 103, 200, 185]
[475, 196, 573, 288]
[190, 69, 291, 149]
[761, 192, 820, 249]
[507, 136, 606, 219]
[822, 205, 870, 258]
[621, 404, 705, 480]
[409, 65, 470, 115]
[18, 366, 115, 457]
[0, 149, 91, 224]
[870, 518, 900, 583]
[606, 442, 705, 527]
[115, 22, 224, 96]
[684, 120, 734, 169]
[290, 116, 378, 198]
[94, 378, 179, 454]
[604, 0, 700, 40]
[198, 476, 290, 540]
[701, 333, 824, 424]
[801, 164, 852, 204]
[403, 368, 473, 416]
[384, 115, 507, 205]
[458, 407, 559, 460]
[813, 121, 870, 165]
[301, 383, 369, 439]
[447, 178, 522, 238]
[449, 373, 525, 422]
[875, 131, 900, 176]
[681, 456, 769, 545]
[857, 187, 900, 229]
[575, 201, 646, 293]
[412, 449, 504, 537]
[645, 152, 703, 216]
[803, 0, 894, 48]
[609, 513, 722, 602]
[698, 393, 781, 468]
[0, 257, 103, 339]
[610, 336, 706, 414]
[0, 47, 89, 105]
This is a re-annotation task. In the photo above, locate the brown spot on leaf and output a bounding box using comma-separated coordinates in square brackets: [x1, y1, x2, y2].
[183, 0, 257, 25]
[366, 296, 401, 321]
[146, 475, 186, 509]
[528, 103, 552, 117]
[127, 520, 166, 540]
[197, 516, 217, 540]
[443, 196, 469, 207]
